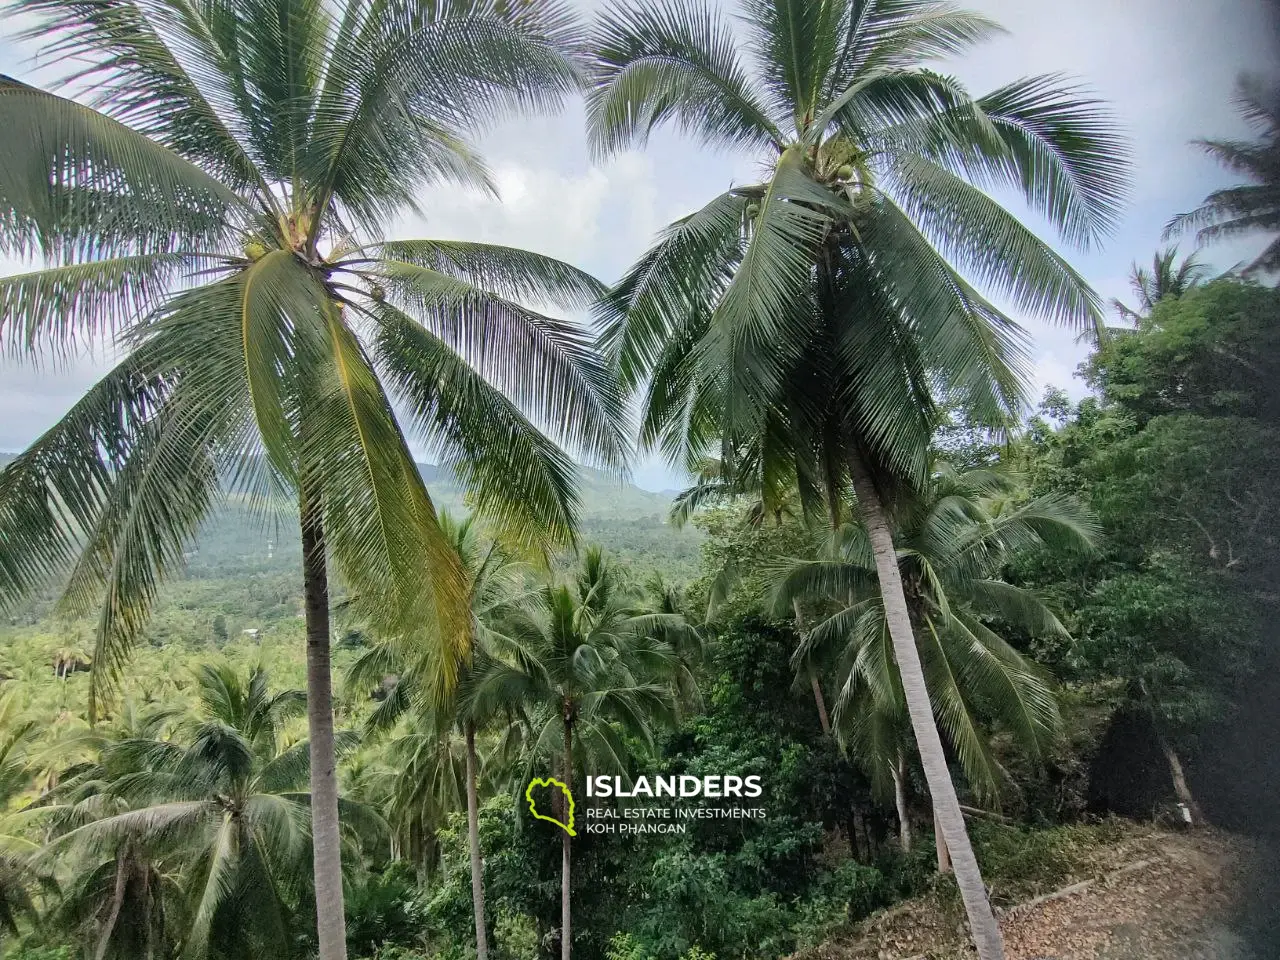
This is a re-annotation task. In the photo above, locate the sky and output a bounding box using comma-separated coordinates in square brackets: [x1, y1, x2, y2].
[1, 0, 1277, 491]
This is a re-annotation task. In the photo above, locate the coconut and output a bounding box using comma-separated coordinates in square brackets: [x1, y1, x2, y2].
[837, 163, 855, 180]
[243, 239, 267, 261]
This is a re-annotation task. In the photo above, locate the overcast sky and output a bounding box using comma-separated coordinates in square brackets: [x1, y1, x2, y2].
[1, 0, 1277, 490]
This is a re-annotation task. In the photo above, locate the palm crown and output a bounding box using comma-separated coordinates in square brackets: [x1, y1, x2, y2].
[1111, 247, 1208, 323]
[589, 0, 1128, 490]
[0, 0, 628, 713]
[465, 547, 683, 786]
[39, 663, 360, 959]
[1166, 74, 1280, 274]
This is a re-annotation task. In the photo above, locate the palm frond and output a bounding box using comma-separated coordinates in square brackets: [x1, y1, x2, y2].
[373, 259, 630, 469]
[305, 304, 470, 707]
[0, 76, 239, 261]
[597, 188, 747, 395]
[587, 0, 781, 157]
[373, 240, 606, 311]
[372, 304, 582, 547]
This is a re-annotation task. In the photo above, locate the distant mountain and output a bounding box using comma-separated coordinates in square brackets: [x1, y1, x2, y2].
[418, 461, 678, 520]
[0, 454, 702, 581]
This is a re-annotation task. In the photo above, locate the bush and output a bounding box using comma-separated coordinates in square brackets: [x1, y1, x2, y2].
[969, 819, 1129, 903]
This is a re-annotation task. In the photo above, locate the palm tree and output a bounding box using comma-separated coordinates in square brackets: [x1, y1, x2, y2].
[465, 547, 683, 960]
[40, 662, 372, 959]
[585, 1, 1126, 953]
[346, 510, 532, 960]
[1111, 247, 1209, 322]
[773, 464, 1095, 866]
[0, 3, 626, 956]
[1166, 74, 1280, 274]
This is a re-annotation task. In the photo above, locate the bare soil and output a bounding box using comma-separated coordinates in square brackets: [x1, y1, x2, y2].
[795, 828, 1255, 960]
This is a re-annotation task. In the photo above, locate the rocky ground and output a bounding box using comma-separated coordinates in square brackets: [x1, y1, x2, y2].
[797, 829, 1258, 960]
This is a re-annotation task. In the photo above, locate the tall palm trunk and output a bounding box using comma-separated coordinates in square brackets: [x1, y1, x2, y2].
[809, 670, 832, 735]
[849, 458, 1004, 960]
[465, 721, 489, 960]
[891, 753, 911, 852]
[934, 804, 952, 873]
[301, 481, 349, 960]
[561, 720, 573, 960]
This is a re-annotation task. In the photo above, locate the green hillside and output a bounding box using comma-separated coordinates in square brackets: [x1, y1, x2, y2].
[0, 453, 701, 631]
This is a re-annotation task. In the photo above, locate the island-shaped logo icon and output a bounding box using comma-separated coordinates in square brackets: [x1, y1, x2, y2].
[525, 777, 576, 836]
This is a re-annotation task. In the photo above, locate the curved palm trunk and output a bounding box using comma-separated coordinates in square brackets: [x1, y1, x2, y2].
[891, 753, 911, 852]
[849, 459, 1004, 960]
[95, 846, 129, 960]
[301, 483, 349, 960]
[794, 600, 831, 735]
[561, 720, 573, 960]
[465, 721, 489, 960]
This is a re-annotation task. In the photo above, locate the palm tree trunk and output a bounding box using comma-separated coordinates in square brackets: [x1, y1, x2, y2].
[793, 600, 831, 735]
[561, 720, 573, 960]
[851, 807, 870, 860]
[465, 721, 489, 960]
[810, 670, 831, 735]
[301, 481, 348, 960]
[891, 754, 911, 852]
[95, 847, 129, 960]
[849, 458, 1004, 960]
[935, 804, 951, 873]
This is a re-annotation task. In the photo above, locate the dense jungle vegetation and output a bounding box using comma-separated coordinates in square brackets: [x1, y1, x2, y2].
[3, 277, 1278, 960]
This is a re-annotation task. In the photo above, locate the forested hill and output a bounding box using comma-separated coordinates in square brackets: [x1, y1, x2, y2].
[0, 454, 700, 583]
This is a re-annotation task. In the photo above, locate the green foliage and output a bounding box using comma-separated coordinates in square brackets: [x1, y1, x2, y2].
[0, 5, 1273, 960]
[1017, 280, 1277, 741]
[1, 947, 76, 960]
[344, 862, 425, 960]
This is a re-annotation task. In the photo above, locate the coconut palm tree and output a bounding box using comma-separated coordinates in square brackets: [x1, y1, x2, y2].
[1111, 247, 1209, 322]
[39, 662, 373, 959]
[0, 2, 626, 956]
[464, 547, 684, 960]
[345, 510, 533, 960]
[773, 464, 1095, 866]
[1166, 74, 1280, 274]
[585, 2, 1125, 954]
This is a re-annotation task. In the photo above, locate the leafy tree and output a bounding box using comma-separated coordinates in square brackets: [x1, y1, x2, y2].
[1085, 279, 1280, 425]
[1017, 283, 1280, 824]
[584, 0, 1126, 953]
[0, 2, 626, 956]
[1166, 75, 1280, 273]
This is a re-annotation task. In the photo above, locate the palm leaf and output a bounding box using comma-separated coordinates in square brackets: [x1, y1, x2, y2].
[0, 76, 239, 260]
